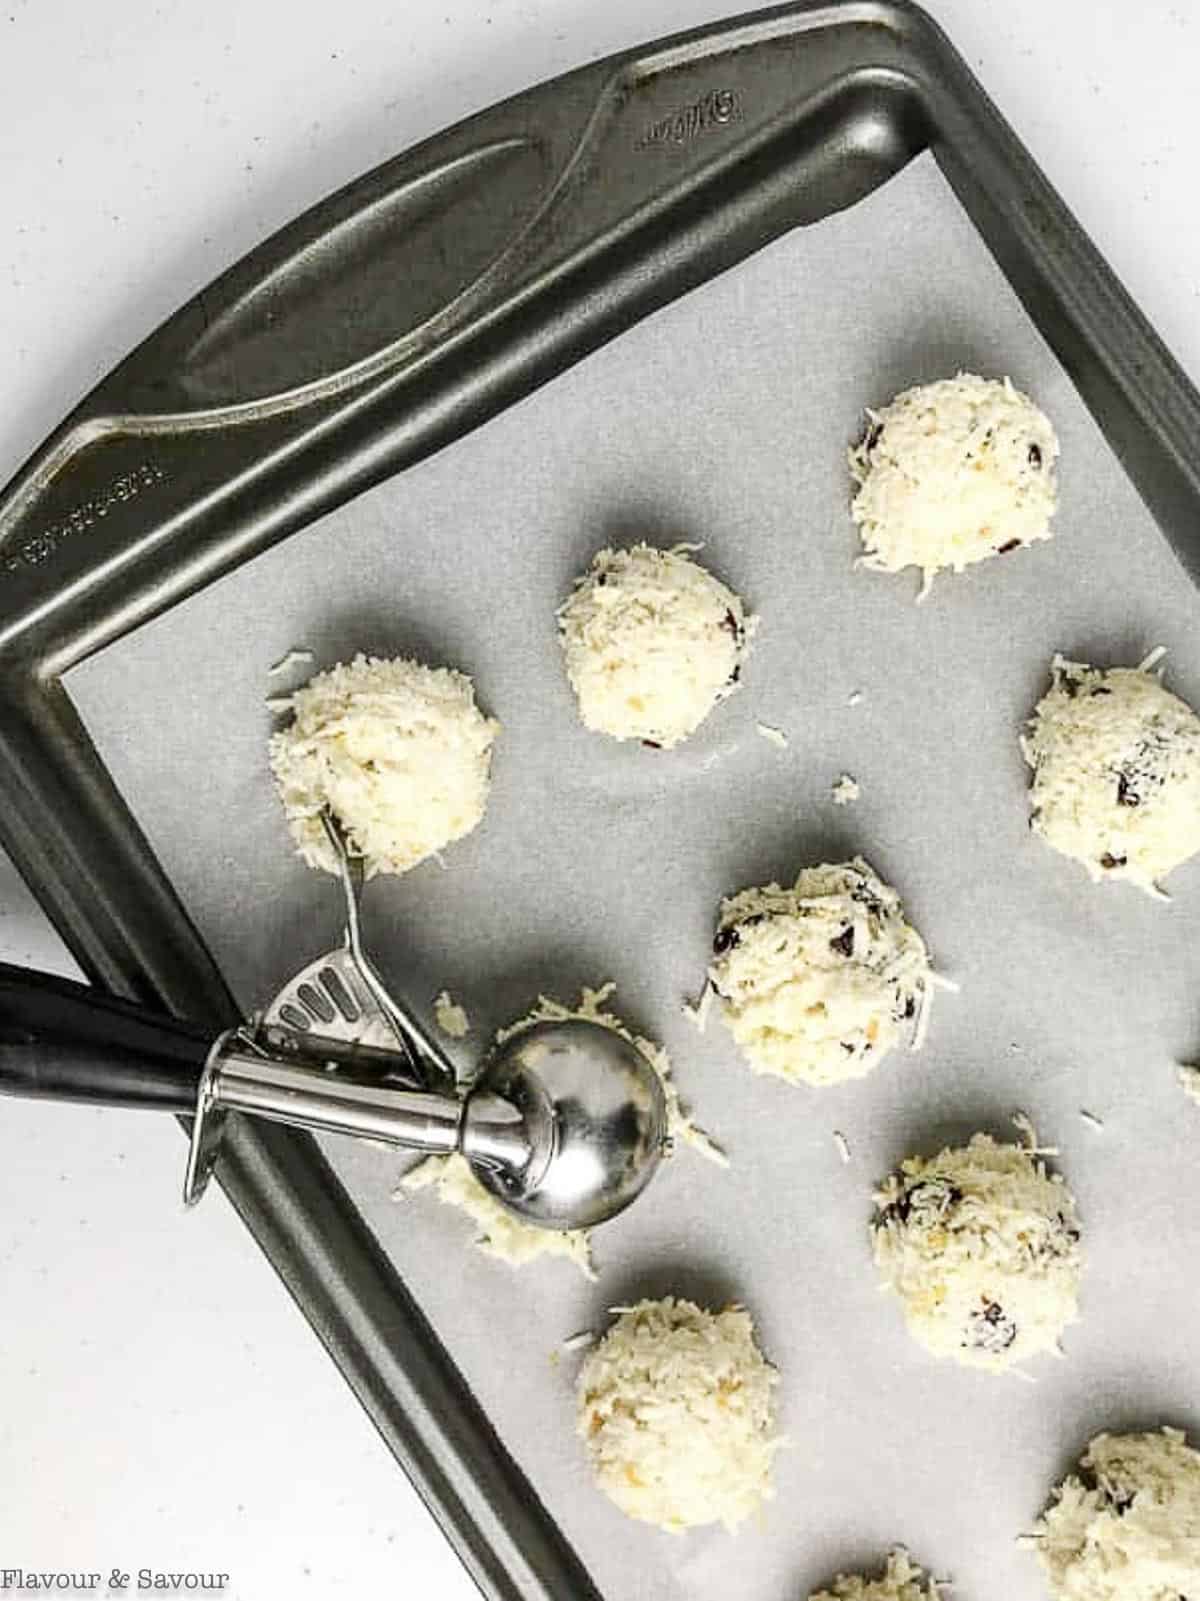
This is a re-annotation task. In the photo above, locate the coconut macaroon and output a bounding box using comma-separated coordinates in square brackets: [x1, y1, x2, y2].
[1025, 1427, 1200, 1601]
[849, 372, 1059, 598]
[268, 653, 499, 877]
[576, 1297, 780, 1533]
[400, 984, 724, 1277]
[557, 542, 754, 748]
[707, 857, 940, 1087]
[871, 1123, 1082, 1374]
[399, 1153, 596, 1277]
[807, 1550, 945, 1601]
[1021, 650, 1200, 897]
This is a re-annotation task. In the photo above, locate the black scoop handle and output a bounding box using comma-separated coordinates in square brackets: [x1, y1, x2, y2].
[0, 962, 214, 1112]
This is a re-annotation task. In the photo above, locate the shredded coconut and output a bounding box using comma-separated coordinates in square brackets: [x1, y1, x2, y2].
[557, 543, 755, 747]
[849, 372, 1059, 598]
[268, 654, 499, 878]
[1177, 1065, 1200, 1107]
[807, 1550, 944, 1601]
[757, 722, 789, 749]
[833, 1130, 851, 1164]
[1140, 645, 1169, 675]
[848, 691, 864, 708]
[1011, 1108, 1057, 1155]
[399, 1153, 595, 1277]
[681, 982, 714, 1033]
[872, 1124, 1082, 1374]
[1079, 1109, 1106, 1132]
[832, 773, 860, 806]
[267, 647, 315, 677]
[576, 1298, 780, 1533]
[433, 989, 470, 1039]
[1021, 652, 1200, 895]
[1024, 1426, 1200, 1600]
[708, 857, 938, 1086]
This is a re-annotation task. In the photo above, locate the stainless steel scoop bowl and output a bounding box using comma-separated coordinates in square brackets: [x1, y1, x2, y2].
[469, 1018, 668, 1229]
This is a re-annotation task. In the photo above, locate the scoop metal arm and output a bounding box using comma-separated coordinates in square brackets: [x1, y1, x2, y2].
[0, 960, 528, 1206]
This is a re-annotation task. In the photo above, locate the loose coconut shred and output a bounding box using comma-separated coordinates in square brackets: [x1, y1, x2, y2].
[1022, 650, 1200, 896]
[871, 1118, 1082, 1374]
[576, 1297, 780, 1533]
[849, 372, 1059, 599]
[807, 1550, 945, 1601]
[266, 647, 315, 677]
[401, 985, 723, 1277]
[708, 857, 945, 1087]
[433, 990, 470, 1039]
[1024, 1426, 1200, 1601]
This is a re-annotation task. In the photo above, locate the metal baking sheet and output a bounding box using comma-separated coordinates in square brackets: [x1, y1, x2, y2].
[64, 147, 1200, 1601]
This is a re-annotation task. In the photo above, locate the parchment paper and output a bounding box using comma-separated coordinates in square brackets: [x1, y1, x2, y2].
[68, 152, 1200, 1601]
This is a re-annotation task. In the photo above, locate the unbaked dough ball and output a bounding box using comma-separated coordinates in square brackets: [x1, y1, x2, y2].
[1021, 651, 1200, 896]
[708, 857, 937, 1087]
[1028, 1427, 1200, 1601]
[849, 372, 1059, 597]
[872, 1127, 1082, 1374]
[576, 1297, 779, 1533]
[557, 543, 753, 747]
[808, 1550, 944, 1601]
[400, 1153, 595, 1277]
[269, 653, 499, 876]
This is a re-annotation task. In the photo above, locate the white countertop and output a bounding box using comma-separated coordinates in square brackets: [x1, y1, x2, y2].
[1, 1, 1196, 1595]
